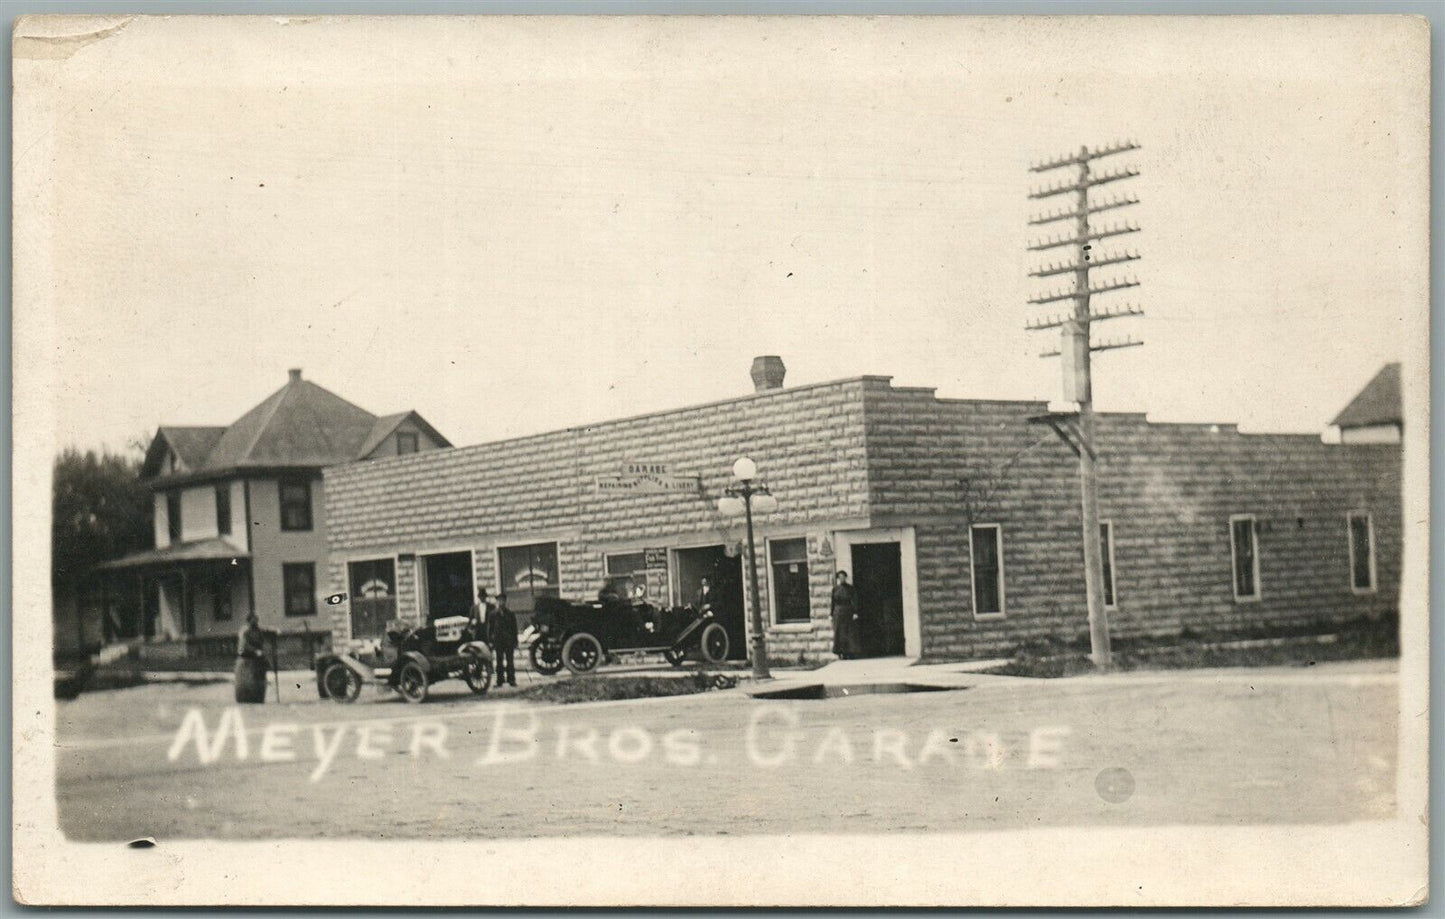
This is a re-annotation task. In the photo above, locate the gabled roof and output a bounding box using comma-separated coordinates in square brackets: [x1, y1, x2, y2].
[144, 370, 448, 483]
[356, 411, 454, 459]
[1332, 363, 1402, 429]
[141, 426, 227, 477]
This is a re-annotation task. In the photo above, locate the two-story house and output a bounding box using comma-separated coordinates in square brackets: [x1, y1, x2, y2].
[97, 369, 449, 641]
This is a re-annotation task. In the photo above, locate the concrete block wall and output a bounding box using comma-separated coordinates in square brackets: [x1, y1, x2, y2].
[324, 378, 876, 655]
[325, 375, 1401, 662]
[862, 384, 1402, 660]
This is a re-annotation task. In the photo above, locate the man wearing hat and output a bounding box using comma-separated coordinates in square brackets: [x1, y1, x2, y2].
[487, 592, 519, 687]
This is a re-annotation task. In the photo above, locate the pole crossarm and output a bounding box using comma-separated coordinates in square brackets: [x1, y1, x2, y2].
[1028, 196, 1139, 226]
[1027, 277, 1140, 305]
[1028, 168, 1140, 200]
[1025, 305, 1145, 331]
[1090, 337, 1145, 353]
[1029, 140, 1141, 173]
[1030, 251, 1140, 277]
[1027, 223, 1140, 251]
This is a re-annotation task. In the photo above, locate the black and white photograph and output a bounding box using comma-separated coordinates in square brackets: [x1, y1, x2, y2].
[12, 12, 1431, 907]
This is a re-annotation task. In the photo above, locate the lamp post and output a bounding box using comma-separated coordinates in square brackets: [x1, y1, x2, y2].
[717, 456, 778, 681]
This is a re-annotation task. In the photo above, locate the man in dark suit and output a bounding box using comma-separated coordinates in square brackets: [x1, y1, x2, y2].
[487, 592, 519, 687]
[693, 576, 715, 613]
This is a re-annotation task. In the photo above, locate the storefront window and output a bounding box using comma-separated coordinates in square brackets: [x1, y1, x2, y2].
[348, 558, 396, 638]
[498, 542, 560, 614]
[769, 538, 811, 624]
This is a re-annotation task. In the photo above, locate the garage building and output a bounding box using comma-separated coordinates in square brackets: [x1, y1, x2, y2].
[321, 358, 1400, 663]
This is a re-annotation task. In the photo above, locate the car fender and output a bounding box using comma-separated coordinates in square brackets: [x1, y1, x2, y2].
[458, 641, 493, 663]
[670, 614, 708, 648]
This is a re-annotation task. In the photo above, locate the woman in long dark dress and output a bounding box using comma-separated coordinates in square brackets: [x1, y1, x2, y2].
[830, 570, 861, 659]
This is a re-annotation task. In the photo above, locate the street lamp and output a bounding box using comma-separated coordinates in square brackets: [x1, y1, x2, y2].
[717, 456, 778, 680]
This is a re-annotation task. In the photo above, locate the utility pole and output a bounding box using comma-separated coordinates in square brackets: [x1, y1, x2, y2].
[1026, 141, 1144, 670]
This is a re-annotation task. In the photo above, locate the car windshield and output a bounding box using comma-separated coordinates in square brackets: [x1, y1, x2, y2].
[600, 576, 646, 604]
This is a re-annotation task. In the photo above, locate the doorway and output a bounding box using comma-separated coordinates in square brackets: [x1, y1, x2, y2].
[672, 545, 746, 660]
[851, 542, 905, 658]
[348, 558, 397, 639]
[420, 551, 474, 623]
[145, 573, 188, 639]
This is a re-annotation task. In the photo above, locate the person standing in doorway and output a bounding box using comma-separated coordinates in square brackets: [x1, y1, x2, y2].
[831, 570, 861, 660]
[488, 592, 519, 687]
[693, 576, 715, 613]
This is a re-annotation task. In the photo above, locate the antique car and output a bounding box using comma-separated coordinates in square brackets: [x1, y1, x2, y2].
[529, 576, 730, 675]
[315, 615, 493, 704]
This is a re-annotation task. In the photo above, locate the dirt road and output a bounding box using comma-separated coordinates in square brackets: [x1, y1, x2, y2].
[54, 660, 1397, 840]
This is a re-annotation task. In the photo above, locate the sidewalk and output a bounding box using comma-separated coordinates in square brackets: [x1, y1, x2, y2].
[741, 655, 1024, 697]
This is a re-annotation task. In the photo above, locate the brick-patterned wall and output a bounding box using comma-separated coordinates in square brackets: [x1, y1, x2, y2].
[325, 375, 1401, 662]
[325, 379, 876, 655]
[862, 384, 1402, 660]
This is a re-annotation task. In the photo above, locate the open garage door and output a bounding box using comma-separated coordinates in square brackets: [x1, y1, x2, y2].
[672, 545, 746, 660]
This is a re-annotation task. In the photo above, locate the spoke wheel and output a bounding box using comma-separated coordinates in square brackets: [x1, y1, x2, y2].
[397, 660, 429, 704]
[561, 633, 603, 675]
[463, 655, 492, 694]
[322, 662, 363, 703]
[699, 623, 730, 664]
[530, 640, 563, 676]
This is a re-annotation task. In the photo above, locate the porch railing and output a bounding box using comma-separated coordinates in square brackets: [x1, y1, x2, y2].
[125, 631, 333, 672]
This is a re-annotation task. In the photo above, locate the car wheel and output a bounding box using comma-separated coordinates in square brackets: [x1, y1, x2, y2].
[397, 660, 429, 704]
[663, 648, 686, 668]
[699, 623, 729, 664]
[322, 662, 363, 703]
[562, 633, 603, 675]
[530, 640, 563, 676]
[463, 654, 492, 694]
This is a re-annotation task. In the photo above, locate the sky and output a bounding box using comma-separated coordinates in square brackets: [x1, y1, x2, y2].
[16, 14, 1429, 453]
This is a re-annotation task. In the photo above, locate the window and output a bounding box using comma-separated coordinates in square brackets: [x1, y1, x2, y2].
[348, 558, 397, 638]
[497, 542, 560, 615]
[283, 563, 317, 617]
[606, 551, 647, 577]
[1230, 515, 1260, 601]
[215, 485, 232, 536]
[1100, 520, 1117, 609]
[166, 492, 182, 542]
[768, 538, 811, 624]
[1348, 512, 1376, 594]
[605, 551, 650, 600]
[279, 478, 312, 531]
[969, 525, 1005, 618]
[396, 431, 419, 455]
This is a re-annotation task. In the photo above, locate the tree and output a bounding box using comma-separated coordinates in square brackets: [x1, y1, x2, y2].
[52, 446, 152, 587]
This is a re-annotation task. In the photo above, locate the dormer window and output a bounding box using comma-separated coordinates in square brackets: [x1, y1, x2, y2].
[397, 431, 419, 455]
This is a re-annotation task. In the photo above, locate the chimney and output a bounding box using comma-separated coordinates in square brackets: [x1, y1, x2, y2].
[750, 355, 786, 392]
[288, 368, 302, 383]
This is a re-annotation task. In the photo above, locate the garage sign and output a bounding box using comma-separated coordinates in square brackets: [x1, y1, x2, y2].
[595, 473, 701, 494]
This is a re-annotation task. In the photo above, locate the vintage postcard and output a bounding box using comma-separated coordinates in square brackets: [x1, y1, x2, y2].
[12, 13, 1430, 906]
